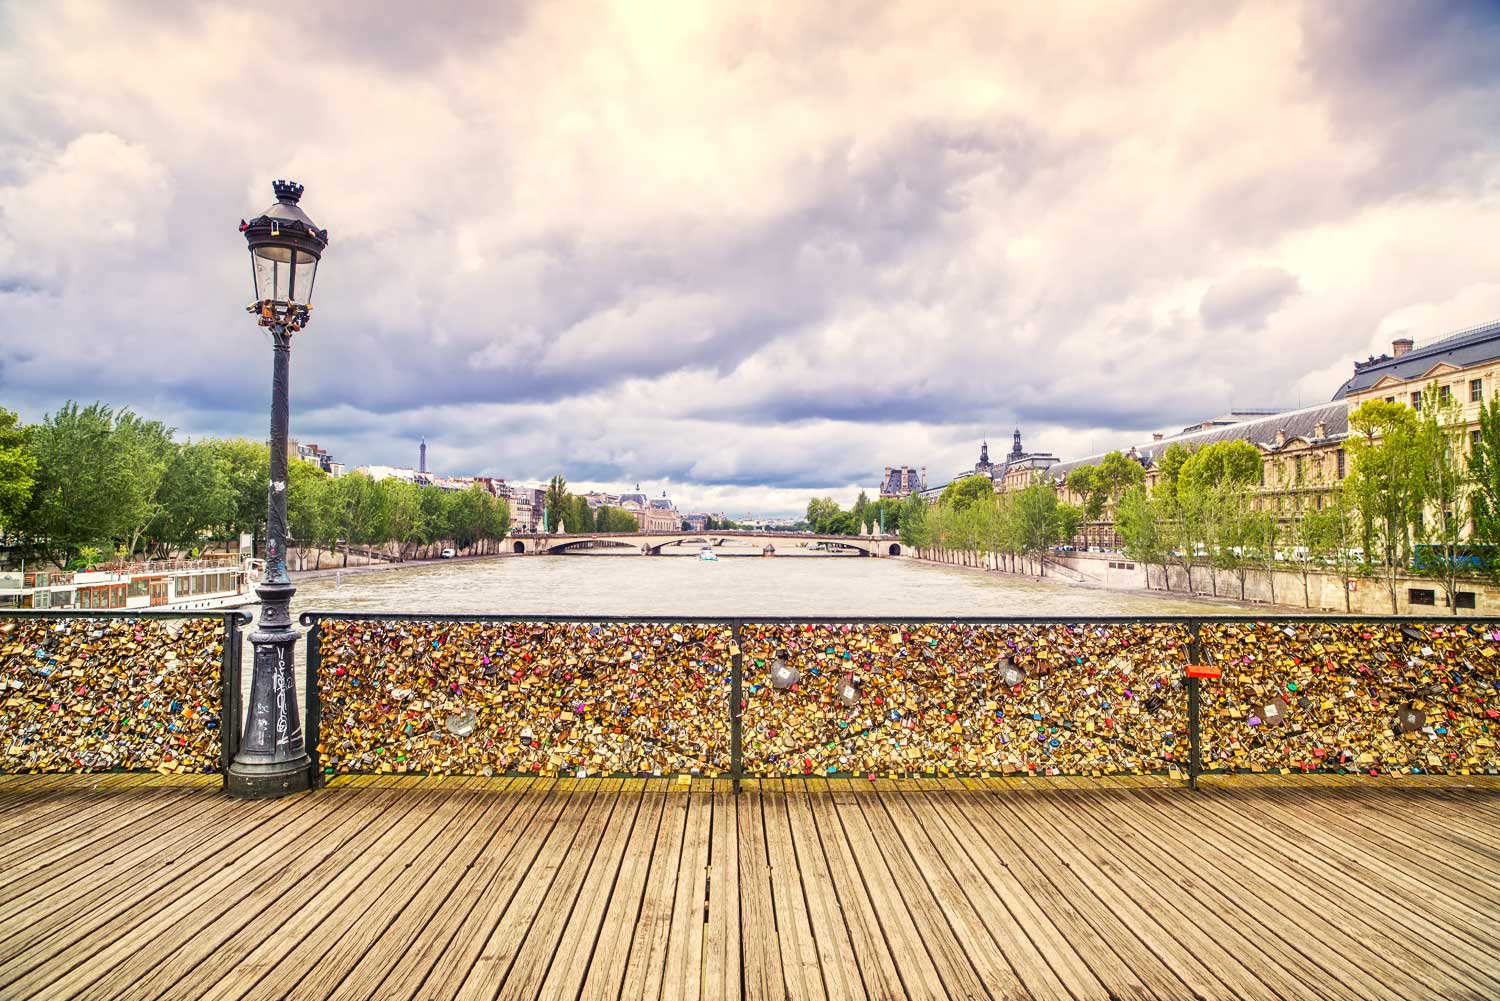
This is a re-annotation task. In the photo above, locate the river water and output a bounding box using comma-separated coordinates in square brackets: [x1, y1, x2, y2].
[285, 549, 1243, 618]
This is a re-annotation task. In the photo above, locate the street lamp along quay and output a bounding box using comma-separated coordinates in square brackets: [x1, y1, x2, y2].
[227, 180, 328, 798]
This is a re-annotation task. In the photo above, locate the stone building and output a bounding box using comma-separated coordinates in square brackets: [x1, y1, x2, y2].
[879, 465, 925, 499]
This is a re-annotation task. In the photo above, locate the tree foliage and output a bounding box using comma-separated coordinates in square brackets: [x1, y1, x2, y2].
[0, 407, 38, 533]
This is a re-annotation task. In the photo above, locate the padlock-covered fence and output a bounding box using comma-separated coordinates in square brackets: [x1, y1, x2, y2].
[302, 613, 1500, 783]
[0, 611, 248, 778]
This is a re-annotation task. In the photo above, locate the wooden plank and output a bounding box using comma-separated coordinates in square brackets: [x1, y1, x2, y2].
[58, 785, 416, 1001]
[0, 786, 220, 908]
[192, 782, 463, 1001]
[449, 779, 612, 1001]
[659, 782, 712, 1001]
[533, 782, 650, 1001]
[758, 781, 830, 1001]
[613, 781, 691, 1001]
[350, 778, 559, 1001]
[1085, 785, 1500, 1001]
[399, 778, 577, 1001]
[839, 778, 993, 1000]
[997, 786, 1284, 1000]
[1207, 786, 1500, 938]
[702, 780, 741, 1001]
[813, 778, 948, 1001]
[0, 775, 180, 875]
[878, 779, 1073, 1001]
[577, 779, 670, 1001]
[930, 783, 1168, 1000]
[1063, 787, 1398, 1001]
[736, 783, 785, 1001]
[792, 779, 900, 1001]
[1153, 786, 1500, 998]
[0, 790, 299, 986]
[1270, 789, 1500, 894]
[272, 780, 510, 1001]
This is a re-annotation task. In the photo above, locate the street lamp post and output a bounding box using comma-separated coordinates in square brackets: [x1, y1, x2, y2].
[227, 180, 328, 799]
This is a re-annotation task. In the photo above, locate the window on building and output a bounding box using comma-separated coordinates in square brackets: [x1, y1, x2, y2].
[1472, 379, 1484, 403]
[1454, 591, 1477, 610]
[1294, 455, 1304, 484]
[1336, 449, 1346, 479]
[1411, 391, 1422, 412]
[1385, 396, 1396, 404]
[1408, 588, 1436, 606]
[1474, 429, 1483, 449]
[1440, 384, 1453, 404]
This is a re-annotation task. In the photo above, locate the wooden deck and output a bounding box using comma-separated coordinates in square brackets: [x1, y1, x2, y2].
[1, 774, 1498, 1000]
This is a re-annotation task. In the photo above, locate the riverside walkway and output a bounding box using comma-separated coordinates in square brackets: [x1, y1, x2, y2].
[2, 773, 1498, 1000]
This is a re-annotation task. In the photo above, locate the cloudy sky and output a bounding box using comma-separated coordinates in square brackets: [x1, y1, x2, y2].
[2, 1, 1498, 517]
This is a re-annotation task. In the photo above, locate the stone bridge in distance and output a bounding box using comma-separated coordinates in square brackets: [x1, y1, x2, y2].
[507, 529, 902, 557]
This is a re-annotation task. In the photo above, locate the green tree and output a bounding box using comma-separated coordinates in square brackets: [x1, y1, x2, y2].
[0, 407, 37, 533]
[1066, 450, 1145, 523]
[1346, 399, 1423, 613]
[210, 438, 270, 552]
[544, 475, 569, 532]
[331, 472, 388, 566]
[938, 475, 996, 514]
[1468, 393, 1500, 554]
[382, 479, 427, 561]
[114, 412, 177, 558]
[1116, 485, 1170, 590]
[285, 461, 331, 570]
[851, 490, 871, 533]
[19, 403, 138, 567]
[1410, 385, 1472, 612]
[568, 495, 595, 534]
[1012, 482, 1065, 575]
[484, 493, 512, 548]
[898, 492, 928, 549]
[805, 497, 841, 534]
[1154, 442, 1195, 500]
[153, 441, 230, 558]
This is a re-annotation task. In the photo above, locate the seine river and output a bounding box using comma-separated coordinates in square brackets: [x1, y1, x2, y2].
[285, 549, 1243, 618]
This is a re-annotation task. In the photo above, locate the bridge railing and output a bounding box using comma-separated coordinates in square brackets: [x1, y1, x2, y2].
[0, 610, 249, 783]
[299, 612, 1500, 786]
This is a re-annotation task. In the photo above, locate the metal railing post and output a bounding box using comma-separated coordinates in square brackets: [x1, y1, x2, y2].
[731, 620, 744, 794]
[220, 612, 245, 790]
[1187, 620, 1203, 791]
[305, 615, 324, 789]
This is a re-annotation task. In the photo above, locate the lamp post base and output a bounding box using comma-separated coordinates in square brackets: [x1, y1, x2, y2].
[227, 755, 311, 799]
[227, 585, 311, 799]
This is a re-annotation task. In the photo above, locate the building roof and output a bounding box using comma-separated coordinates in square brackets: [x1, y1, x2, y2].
[1334, 319, 1500, 398]
[1046, 399, 1350, 480]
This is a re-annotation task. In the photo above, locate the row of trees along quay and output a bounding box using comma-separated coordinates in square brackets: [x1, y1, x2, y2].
[0, 403, 511, 570]
[884, 388, 1500, 615]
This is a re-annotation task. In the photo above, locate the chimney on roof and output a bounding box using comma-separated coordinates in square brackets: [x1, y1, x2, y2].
[1151, 432, 1164, 442]
[1275, 428, 1287, 446]
[1392, 337, 1413, 357]
[1314, 420, 1328, 440]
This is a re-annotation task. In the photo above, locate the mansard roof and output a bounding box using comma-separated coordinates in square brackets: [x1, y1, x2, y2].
[1335, 319, 1500, 398]
[1046, 400, 1349, 480]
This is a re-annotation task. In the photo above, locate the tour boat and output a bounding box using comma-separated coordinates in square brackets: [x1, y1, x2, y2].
[698, 547, 718, 562]
[0, 554, 262, 612]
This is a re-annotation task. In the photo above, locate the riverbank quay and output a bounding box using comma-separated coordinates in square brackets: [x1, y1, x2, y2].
[906, 544, 1500, 616]
[0, 772, 1495, 1000]
[290, 550, 508, 583]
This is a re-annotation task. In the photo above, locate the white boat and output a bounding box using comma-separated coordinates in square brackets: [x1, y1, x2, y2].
[698, 547, 718, 562]
[0, 554, 261, 613]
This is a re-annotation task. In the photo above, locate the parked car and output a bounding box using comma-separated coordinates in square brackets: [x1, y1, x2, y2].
[440, 548, 456, 559]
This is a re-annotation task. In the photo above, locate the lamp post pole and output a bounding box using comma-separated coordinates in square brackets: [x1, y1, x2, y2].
[227, 180, 327, 799]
